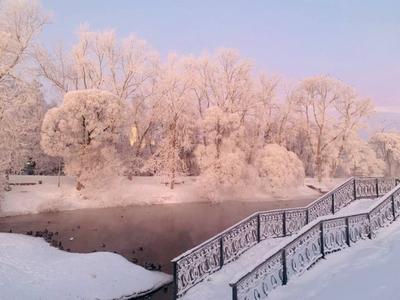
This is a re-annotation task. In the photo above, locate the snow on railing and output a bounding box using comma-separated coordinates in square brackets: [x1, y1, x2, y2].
[171, 177, 399, 299]
[230, 179, 400, 300]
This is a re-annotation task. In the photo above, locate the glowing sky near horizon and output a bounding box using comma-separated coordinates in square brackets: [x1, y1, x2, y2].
[41, 0, 400, 109]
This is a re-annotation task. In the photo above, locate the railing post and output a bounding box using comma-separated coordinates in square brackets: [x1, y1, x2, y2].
[353, 178, 357, 200]
[367, 214, 372, 239]
[219, 237, 224, 269]
[306, 208, 309, 224]
[345, 217, 351, 247]
[376, 178, 380, 197]
[282, 249, 288, 285]
[257, 213, 261, 242]
[283, 211, 287, 236]
[232, 284, 238, 300]
[331, 193, 335, 214]
[173, 261, 178, 300]
[320, 222, 325, 258]
[392, 194, 396, 221]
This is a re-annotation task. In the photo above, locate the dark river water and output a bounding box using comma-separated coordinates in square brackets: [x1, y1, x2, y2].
[0, 197, 317, 300]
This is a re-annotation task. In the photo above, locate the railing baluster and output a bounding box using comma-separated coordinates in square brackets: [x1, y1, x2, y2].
[173, 261, 178, 300]
[306, 208, 309, 224]
[353, 178, 357, 200]
[232, 283, 238, 300]
[320, 221, 325, 258]
[283, 211, 287, 236]
[392, 194, 396, 221]
[282, 249, 288, 285]
[220, 237, 224, 268]
[345, 217, 350, 247]
[367, 213, 372, 239]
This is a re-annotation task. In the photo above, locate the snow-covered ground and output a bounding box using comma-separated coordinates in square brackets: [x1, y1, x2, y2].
[181, 197, 380, 300]
[0, 175, 332, 217]
[0, 232, 172, 300]
[271, 217, 400, 300]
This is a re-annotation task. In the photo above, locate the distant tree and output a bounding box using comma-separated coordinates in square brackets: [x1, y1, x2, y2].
[336, 136, 385, 177]
[369, 132, 400, 177]
[293, 76, 372, 181]
[146, 56, 196, 189]
[41, 90, 127, 189]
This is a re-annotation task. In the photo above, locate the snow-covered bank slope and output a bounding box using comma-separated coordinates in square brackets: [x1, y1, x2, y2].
[0, 175, 327, 217]
[271, 217, 400, 300]
[0, 233, 172, 300]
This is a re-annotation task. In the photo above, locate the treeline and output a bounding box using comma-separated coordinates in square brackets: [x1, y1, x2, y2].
[1, 1, 399, 197]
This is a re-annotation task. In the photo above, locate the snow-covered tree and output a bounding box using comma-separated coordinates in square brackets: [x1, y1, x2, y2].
[0, 0, 47, 195]
[41, 90, 127, 189]
[335, 136, 385, 177]
[255, 144, 305, 191]
[146, 56, 196, 189]
[195, 106, 255, 198]
[35, 27, 161, 176]
[369, 132, 400, 177]
[0, 0, 47, 81]
[293, 76, 372, 181]
[0, 79, 53, 195]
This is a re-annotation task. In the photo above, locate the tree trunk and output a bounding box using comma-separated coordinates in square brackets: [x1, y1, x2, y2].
[57, 159, 61, 188]
[316, 135, 323, 183]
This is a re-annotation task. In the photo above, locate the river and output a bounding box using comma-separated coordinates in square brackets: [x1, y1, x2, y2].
[0, 197, 317, 299]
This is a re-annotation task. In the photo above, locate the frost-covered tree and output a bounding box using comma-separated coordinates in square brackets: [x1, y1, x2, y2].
[293, 76, 372, 181]
[369, 132, 400, 177]
[195, 107, 254, 198]
[0, 0, 47, 195]
[35, 27, 161, 176]
[146, 56, 196, 189]
[336, 136, 385, 177]
[0, 0, 47, 81]
[41, 90, 127, 189]
[0, 80, 45, 173]
[255, 144, 305, 191]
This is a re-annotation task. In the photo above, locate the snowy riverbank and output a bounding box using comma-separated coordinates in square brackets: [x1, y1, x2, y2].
[0, 232, 172, 300]
[0, 175, 343, 217]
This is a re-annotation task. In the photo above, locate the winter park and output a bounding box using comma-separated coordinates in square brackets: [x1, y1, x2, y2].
[2, 1, 400, 300]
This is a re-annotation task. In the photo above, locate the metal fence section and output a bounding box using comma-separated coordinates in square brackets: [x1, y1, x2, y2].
[230, 183, 400, 300]
[171, 177, 399, 299]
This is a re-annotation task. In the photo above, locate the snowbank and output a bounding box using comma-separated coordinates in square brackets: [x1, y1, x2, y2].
[0, 175, 322, 217]
[0, 232, 172, 300]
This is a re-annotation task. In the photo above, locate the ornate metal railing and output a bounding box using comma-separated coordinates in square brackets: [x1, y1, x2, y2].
[171, 177, 399, 299]
[230, 180, 400, 300]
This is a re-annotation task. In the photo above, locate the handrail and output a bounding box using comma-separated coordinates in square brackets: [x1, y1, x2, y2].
[230, 181, 400, 300]
[172, 177, 398, 299]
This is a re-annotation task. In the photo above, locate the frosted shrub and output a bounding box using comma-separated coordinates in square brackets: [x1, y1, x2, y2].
[256, 144, 305, 191]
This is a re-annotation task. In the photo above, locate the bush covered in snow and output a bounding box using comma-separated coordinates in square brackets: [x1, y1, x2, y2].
[256, 144, 305, 191]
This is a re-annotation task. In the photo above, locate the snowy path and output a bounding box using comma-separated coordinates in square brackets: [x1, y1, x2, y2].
[181, 197, 380, 300]
[0, 233, 172, 300]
